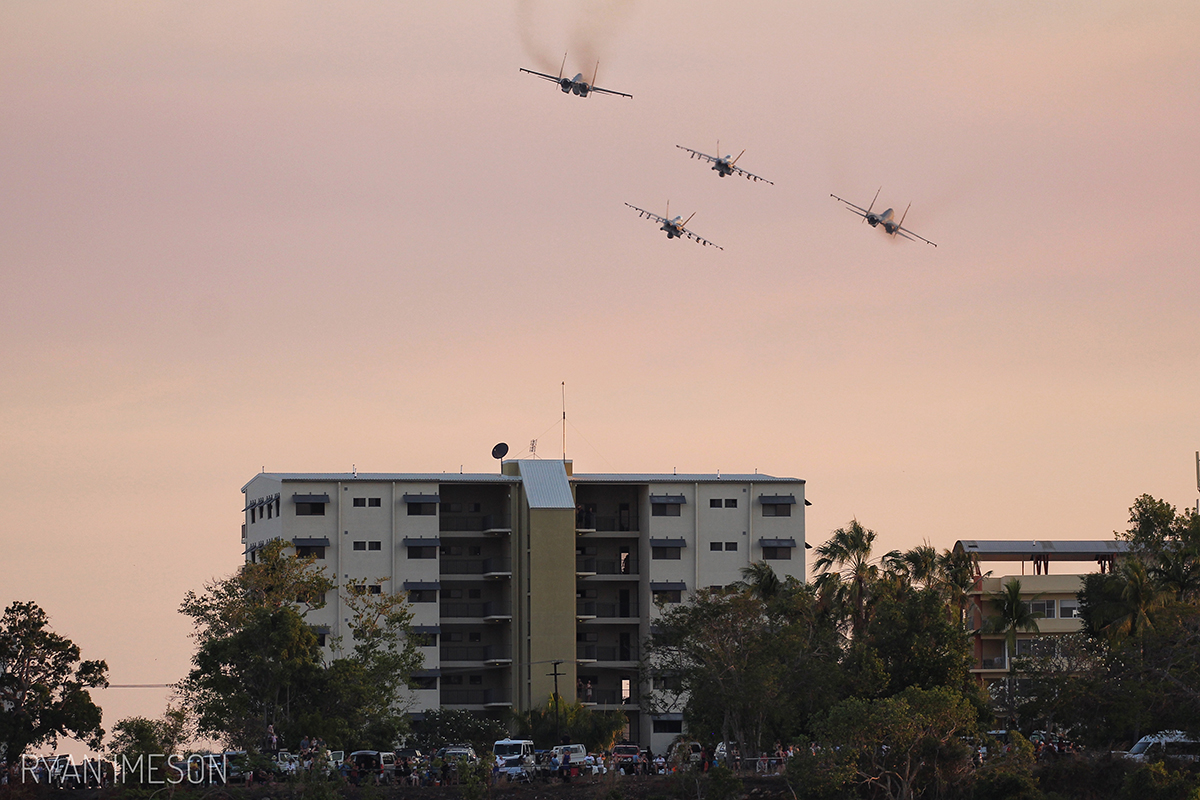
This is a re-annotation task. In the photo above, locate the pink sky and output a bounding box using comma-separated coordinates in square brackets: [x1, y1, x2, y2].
[3, 0, 1199, 753]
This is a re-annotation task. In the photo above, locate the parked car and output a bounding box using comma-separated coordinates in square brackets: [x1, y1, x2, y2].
[493, 739, 536, 779]
[435, 744, 479, 765]
[1122, 732, 1200, 763]
[613, 743, 641, 769]
[669, 741, 703, 765]
[348, 750, 395, 784]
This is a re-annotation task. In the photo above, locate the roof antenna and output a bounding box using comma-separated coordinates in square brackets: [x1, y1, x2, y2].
[352, 464, 357, 478]
[562, 381, 567, 462]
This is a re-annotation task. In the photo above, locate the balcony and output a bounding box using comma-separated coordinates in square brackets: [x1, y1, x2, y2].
[441, 557, 512, 578]
[441, 644, 512, 665]
[977, 657, 1008, 670]
[577, 644, 639, 663]
[440, 514, 512, 534]
[577, 557, 638, 576]
[583, 688, 640, 706]
[440, 601, 512, 622]
[441, 687, 513, 707]
[576, 511, 640, 533]
[576, 601, 640, 620]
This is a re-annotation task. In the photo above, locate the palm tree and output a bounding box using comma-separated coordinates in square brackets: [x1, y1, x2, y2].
[813, 519, 881, 640]
[1102, 558, 1168, 644]
[1150, 545, 1200, 603]
[936, 547, 985, 629]
[739, 561, 782, 602]
[982, 578, 1043, 664]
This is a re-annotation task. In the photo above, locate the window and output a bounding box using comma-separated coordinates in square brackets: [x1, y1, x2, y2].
[368, 541, 382, 551]
[440, 502, 461, 513]
[445, 589, 464, 599]
[315, 633, 327, 647]
[468, 545, 482, 556]
[368, 584, 382, 595]
[296, 503, 326, 516]
[709, 499, 722, 509]
[445, 631, 464, 643]
[652, 675, 682, 691]
[725, 542, 738, 551]
[762, 547, 791, 560]
[368, 497, 381, 507]
[469, 675, 483, 686]
[725, 499, 737, 508]
[408, 546, 437, 559]
[653, 719, 684, 734]
[412, 676, 437, 690]
[440, 545, 464, 557]
[353, 541, 367, 551]
[411, 632, 437, 647]
[652, 503, 681, 517]
[653, 589, 682, 604]
[266, 503, 273, 519]
[577, 631, 599, 643]
[443, 674, 463, 685]
[1030, 600, 1056, 619]
[761, 503, 791, 517]
[407, 502, 436, 516]
[710, 542, 723, 552]
[296, 546, 325, 559]
[468, 588, 482, 599]
[652, 546, 682, 560]
[468, 631, 482, 643]
[408, 589, 437, 603]
[1060, 599, 1080, 619]
[353, 497, 367, 507]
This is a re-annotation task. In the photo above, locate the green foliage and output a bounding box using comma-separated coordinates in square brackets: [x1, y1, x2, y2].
[511, 695, 626, 751]
[0, 600, 108, 761]
[864, 582, 976, 696]
[783, 737, 856, 800]
[1120, 761, 1200, 800]
[702, 766, 742, 800]
[106, 705, 194, 785]
[409, 707, 508, 755]
[814, 686, 979, 800]
[458, 751, 496, 800]
[178, 540, 420, 751]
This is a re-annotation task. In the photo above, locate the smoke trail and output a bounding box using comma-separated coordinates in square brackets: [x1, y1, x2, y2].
[514, 0, 639, 76]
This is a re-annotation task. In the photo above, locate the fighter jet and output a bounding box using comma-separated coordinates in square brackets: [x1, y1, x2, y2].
[625, 202, 722, 250]
[830, 189, 937, 247]
[676, 143, 773, 184]
[520, 54, 632, 99]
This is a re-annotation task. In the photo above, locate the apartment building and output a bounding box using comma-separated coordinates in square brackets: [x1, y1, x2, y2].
[241, 459, 806, 753]
[955, 539, 1129, 693]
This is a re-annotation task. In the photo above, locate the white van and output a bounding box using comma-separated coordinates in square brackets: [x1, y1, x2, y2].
[493, 739, 536, 778]
[1123, 731, 1200, 762]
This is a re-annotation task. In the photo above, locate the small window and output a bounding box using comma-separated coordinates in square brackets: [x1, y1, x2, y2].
[468, 545, 482, 556]
[724, 499, 737, 508]
[440, 545, 464, 557]
[761, 503, 791, 517]
[468, 588, 482, 599]
[353, 498, 367, 508]
[412, 676, 438, 690]
[368, 541, 382, 551]
[1030, 600, 1056, 619]
[353, 541, 367, 551]
[296, 503, 326, 516]
[652, 546, 682, 560]
[577, 631, 599, 643]
[725, 542, 738, 551]
[407, 546, 437, 559]
[653, 719, 683, 734]
[445, 631, 464, 643]
[469, 675, 483, 686]
[1059, 599, 1080, 619]
[368, 497, 382, 507]
[709, 542, 722, 552]
[443, 674, 463, 685]
[407, 502, 436, 516]
[652, 504, 682, 517]
[762, 547, 791, 560]
[368, 584, 382, 595]
[468, 503, 482, 513]
[412, 633, 437, 647]
[445, 589, 464, 599]
[468, 631, 482, 643]
[653, 590, 682, 604]
[296, 546, 326, 559]
[266, 503, 273, 519]
[408, 589, 437, 603]
[315, 633, 327, 647]
[709, 499, 722, 509]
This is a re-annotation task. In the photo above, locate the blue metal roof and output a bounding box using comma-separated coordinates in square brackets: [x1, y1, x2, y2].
[517, 460, 575, 509]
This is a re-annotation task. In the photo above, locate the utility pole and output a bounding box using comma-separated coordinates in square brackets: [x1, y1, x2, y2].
[547, 660, 566, 741]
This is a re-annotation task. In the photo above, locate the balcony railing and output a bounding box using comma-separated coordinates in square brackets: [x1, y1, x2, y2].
[576, 601, 640, 619]
[979, 657, 1007, 670]
[440, 601, 512, 619]
[583, 688, 639, 705]
[577, 644, 639, 662]
[441, 687, 512, 706]
[576, 512, 640, 532]
[440, 514, 511, 532]
[441, 644, 512, 663]
[441, 558, 512, 576]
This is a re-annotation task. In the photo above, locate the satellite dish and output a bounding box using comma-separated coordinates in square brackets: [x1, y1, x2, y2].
[491, 442, 509, 460]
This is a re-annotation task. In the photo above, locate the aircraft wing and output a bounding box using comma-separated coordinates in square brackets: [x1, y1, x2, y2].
[676, 145, 719, 165]
[830, 194, 870, 217]
[681, 227, 723, 250]
[625, 203, 668, 225]
[519, 68, 561, 83]
[896, 227, 937, 247]
[732, 165, 774, 185]
[591, 84, 633, 99]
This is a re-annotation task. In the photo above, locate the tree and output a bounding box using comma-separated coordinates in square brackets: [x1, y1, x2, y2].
[813, 519, 883, 641]
[511, 697, 627, 751]
[409, 708, 508, 756]
[814, 686, 978, 800]
[178, 540, 421, 751]
[106, 705, 193, 785]
[982, 579, 1042, 658]
[0, 601, 108, 762]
